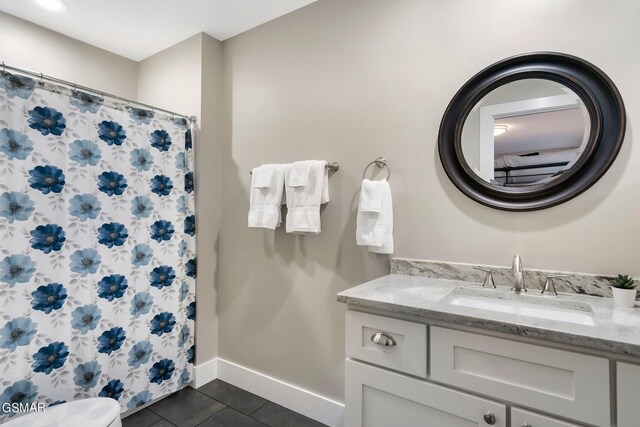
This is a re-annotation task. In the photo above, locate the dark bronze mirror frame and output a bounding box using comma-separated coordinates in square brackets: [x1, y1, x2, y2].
[438, 52, 626, 211]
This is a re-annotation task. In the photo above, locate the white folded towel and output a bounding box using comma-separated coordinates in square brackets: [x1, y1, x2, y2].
[356, 179, 393, 254]
[287, 161, 313, 187]
[248, 164, 285, 229]
[285, 160, 329, 234]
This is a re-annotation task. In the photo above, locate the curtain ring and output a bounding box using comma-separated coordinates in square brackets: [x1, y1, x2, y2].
[38, 73, 44, 86]
[100, 91, 104, 102]
[125, 100, 130, 109]
[72, 84, 77, 95]
[1, 62, 5, 74]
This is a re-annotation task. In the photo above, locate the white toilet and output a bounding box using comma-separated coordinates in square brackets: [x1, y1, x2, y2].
[3, 397, 122, 427]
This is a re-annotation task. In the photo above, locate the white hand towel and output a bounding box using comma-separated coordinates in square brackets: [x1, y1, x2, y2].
[356, 179, 393, 254]
[358, 178, 385, 213]
[285, 160, 328, 234]
[287, 161, 313, 187]
[248, 164, 285, 229]
[369, 182, 393, 254]
[253, 166, 274, 188]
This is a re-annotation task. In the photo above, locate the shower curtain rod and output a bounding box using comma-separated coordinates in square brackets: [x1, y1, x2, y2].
[1, 61, 197, 123]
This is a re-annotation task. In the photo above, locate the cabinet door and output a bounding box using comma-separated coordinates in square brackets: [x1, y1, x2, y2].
[345, 359, 506, 427]
[512, 407, 582, 427]
[617, 362, 640, 427]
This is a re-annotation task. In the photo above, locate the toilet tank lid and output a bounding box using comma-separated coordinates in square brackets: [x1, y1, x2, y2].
[2, 397, 121, 427]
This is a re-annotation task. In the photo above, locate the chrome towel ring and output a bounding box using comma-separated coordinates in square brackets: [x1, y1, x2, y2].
[363, 157, 391, 181]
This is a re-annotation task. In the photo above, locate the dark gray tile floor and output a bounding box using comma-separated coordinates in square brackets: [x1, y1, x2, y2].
[122, 380, 327, 427]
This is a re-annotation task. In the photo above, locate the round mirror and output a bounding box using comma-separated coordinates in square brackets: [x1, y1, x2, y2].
[461, 79, 591, 188]
[439, 52, 625, 211]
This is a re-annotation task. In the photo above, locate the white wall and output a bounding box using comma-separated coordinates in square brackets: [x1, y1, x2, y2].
[0, 11, 138, 99]
[218, 0, 640, 402]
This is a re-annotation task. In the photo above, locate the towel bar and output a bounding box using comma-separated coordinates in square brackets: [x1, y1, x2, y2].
[250, 162, 339, 175]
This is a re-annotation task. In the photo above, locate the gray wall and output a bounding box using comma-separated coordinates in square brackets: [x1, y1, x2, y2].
[138, 33, 223, 364]
[219, 0, 640, 401]
[198, 34, 224, 365]
[0, 12, 138, 99]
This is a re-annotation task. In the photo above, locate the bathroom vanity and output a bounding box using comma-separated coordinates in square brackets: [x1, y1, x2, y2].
[338, 261, 640, 427]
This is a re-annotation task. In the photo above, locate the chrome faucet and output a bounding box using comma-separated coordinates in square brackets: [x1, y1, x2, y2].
[512, 255, 527, 292]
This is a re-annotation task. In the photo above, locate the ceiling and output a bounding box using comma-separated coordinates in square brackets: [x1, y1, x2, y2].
[495, 108, 588, 156]
[0, 0, 317, 61]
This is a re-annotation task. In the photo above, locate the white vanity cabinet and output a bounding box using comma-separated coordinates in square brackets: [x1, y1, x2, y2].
[430, 327, 609, 426]
[617, 362, 640, 427]
[345, 310, 427, 378]
[344, 309, 616, 427]
[346, 359, 507, 427]
[511, 408, 582, 427]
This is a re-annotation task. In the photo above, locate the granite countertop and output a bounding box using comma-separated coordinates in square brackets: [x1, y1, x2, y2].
[337, 274, 640, 357]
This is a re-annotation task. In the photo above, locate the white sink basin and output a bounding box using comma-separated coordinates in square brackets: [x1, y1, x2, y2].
[443, 286, 596, 326]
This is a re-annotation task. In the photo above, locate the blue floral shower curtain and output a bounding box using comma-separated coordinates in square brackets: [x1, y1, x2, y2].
[0, 71, 196, 421]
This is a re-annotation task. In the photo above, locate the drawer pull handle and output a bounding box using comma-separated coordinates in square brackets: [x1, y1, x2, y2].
[371, 332, 396, 347]
[522, 424, 532, 427]
[483, 412, 496, 425]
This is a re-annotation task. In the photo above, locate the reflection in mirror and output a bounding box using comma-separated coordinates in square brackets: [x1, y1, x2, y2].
[461, 79, 590, 187]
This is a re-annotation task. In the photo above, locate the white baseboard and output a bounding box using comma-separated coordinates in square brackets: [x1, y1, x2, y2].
[216, 358, 345, 427]
[193, 357, 218, 388]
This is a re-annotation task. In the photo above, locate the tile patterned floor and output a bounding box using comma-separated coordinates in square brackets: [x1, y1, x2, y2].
[122, 380, 327, 427]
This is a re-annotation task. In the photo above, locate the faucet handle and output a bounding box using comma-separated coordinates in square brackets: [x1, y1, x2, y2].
[542, 274, 569, 296]
[474, 267, 497, 288]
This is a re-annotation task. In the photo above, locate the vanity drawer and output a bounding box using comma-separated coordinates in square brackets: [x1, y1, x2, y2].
[430, 327, 610, 427]
[345, 310, 427, 378]
[511, 407, 582, 427]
